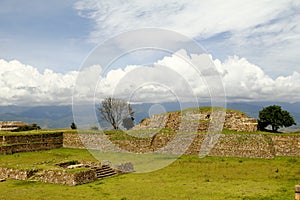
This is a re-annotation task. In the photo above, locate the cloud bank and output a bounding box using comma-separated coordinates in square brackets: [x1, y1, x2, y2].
[0, 59, 78, 105]
[1, 50, 300, 105]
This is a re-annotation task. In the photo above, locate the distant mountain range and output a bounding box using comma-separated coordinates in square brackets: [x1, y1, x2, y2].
[0, 102, 299, 131]
[0, 105, 73, 129]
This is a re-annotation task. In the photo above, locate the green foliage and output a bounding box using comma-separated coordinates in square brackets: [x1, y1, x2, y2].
[70, 122, 77, 130]
[258, 105, 296, 132]
[12, 123, 41, 132]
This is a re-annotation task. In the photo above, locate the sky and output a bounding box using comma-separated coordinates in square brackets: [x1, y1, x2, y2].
[0, 0, 300, 106]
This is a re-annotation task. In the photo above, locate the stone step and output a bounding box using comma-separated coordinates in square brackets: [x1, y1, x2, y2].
[92, 165, 110, 170]
[96, 170, 116, 175]
[96, 172, 117, 179]
[96, 171, 117, 178]
[95, 169, 115, 174]
[93, 165, 117, 179]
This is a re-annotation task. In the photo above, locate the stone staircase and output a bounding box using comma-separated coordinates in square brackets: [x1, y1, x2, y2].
[92, 165, 117, 179]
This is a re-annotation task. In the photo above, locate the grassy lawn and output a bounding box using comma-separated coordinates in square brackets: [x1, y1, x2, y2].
[0, 148, 97, 170]
[1, 127, 299, 138]
[0, 148, 299, 200]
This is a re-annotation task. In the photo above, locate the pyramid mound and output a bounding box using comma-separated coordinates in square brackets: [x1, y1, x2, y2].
[133, 107, 258, 132]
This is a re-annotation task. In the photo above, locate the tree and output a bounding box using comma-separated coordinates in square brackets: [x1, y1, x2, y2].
[31, 123, 41, 130]
[258, 105, 296, 132]
[98, 97, 134, 130]
[70, 122, 77, 130]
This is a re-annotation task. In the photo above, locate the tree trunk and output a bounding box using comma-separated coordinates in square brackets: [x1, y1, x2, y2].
[112, 123, 118, 130]
[272, 125, 278, 132]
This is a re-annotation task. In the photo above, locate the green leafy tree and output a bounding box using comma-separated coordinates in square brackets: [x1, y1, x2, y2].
[31, 123, 41, 130]
[70, 122, 77, 130]
[258, 105, 296, 132]
[98, 97, 134, 130]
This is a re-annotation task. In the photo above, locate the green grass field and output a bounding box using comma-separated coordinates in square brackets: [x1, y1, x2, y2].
[0, 148, 299, 200]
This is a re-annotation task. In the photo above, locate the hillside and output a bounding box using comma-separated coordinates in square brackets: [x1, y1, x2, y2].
[0, 105, 73, 129]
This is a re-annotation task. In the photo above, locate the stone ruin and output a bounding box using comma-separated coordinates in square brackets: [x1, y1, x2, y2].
[0, 160, 134, 186]
[133, 109, 258, 132]
[0, 121, 28, 131]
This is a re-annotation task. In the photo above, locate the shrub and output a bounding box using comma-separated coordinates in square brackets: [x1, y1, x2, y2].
[70, 122, 77, 130]
[12, 123, 41, 132]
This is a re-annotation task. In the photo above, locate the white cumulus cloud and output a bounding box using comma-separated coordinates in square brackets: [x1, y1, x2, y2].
[89, 50, 300, 103]
[0, 59, 78, 105]
[1, 50, 300, 106]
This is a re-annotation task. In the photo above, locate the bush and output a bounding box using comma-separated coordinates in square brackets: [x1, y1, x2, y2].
[12, 123, 41, 132]
[70, 122, 77, 130]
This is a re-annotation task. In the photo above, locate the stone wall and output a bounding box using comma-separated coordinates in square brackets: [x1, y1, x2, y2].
[63, 132, 85, 149]
[1, 131, 299, 159]
[64, 132, 300, 159]
[224, 112, 258, 132]
[0, 132, 63, 155]
[63, 132, 122, 152]
[0, 167, 97, 186]
[271, 135, 300, 156]
[208, 134, 275, 159]
[0, 168, 37, 180]
[132, 133, 275, 158]
[36, 169, 97, 186]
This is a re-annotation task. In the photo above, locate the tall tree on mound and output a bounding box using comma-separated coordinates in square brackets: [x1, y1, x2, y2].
[98, 97, 134, 130]
[258, 105, 296, 132]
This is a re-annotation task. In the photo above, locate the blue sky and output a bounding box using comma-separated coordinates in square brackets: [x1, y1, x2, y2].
[0, 0, 91, 72]
[0, 0, 300, 105]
